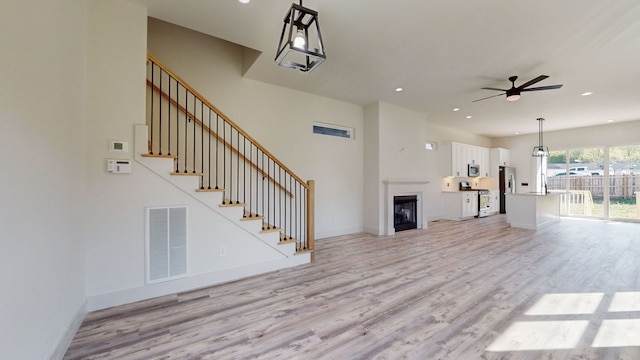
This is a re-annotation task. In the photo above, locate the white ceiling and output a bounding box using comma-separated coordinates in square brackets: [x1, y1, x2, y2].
[129, 0, 640, 137]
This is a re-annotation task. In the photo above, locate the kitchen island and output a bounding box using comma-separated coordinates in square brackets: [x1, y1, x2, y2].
[506, 193, 561, 229]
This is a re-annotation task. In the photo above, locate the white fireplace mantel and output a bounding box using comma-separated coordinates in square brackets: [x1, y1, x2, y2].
[383, 179, 430, 235]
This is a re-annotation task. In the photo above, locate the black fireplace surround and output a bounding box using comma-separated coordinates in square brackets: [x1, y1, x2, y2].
[393, 195, 418, 232]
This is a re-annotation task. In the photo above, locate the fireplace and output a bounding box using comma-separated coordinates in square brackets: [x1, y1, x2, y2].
[394, 195, 418, 232]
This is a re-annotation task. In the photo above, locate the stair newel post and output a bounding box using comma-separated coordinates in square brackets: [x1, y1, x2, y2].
[307, 179, 315, 261]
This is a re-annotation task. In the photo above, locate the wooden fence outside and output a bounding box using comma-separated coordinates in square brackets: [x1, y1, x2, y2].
[547, 174, 640, 199]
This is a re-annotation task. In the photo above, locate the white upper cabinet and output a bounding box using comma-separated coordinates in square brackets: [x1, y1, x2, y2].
[442, 142, 491, 178]
[490, 148, 511, 178]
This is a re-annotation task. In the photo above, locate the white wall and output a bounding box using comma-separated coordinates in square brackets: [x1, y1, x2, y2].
[147, 19, 364, 239]
[363, 103, 381, 234]
[363, 102, 493, 232]
[83, 1, 306, 311]
[492, 120, 640, 193]
[0, 1, 87, 359]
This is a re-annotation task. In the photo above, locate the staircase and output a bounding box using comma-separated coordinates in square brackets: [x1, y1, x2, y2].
[140, 52, 314, 262]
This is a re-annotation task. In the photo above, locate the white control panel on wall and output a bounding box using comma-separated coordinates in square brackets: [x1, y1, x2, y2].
[107, 159, 132, 174]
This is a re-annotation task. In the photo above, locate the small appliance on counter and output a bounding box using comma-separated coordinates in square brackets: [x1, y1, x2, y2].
[459, 181, 473, 191]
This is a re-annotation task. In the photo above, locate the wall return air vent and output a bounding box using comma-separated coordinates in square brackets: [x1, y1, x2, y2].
[146, 206, 188, 283]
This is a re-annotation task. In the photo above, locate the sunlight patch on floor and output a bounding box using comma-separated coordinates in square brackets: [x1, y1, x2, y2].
[593, 319, 640, 347]
[524, 293, 604, 315]
[608, 292, 640, 312]
[486, 320, 589, 351]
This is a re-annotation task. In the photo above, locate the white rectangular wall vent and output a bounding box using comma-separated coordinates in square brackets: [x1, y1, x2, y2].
[146, 206, 188, 283]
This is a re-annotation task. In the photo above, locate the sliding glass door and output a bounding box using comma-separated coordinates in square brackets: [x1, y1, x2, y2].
[547, 145, 640, 221]
[547, 148, 604, 217]
[608, 145, 640, 220]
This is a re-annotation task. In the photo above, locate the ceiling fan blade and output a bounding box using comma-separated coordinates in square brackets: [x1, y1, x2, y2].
[521, 84, 563, 92]
[472, 93, 505, 102]
[481, 87, 508, 92]
[517, 75, 549, 90]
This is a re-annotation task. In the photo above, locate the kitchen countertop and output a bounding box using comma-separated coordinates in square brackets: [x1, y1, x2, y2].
[506, 192, 560, 229]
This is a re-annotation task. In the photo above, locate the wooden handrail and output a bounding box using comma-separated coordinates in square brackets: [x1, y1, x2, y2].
[147, 80, 293, 198]
[147, 51, 308, 190]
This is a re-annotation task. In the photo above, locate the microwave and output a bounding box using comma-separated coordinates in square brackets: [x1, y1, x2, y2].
[468, 163, 480, 177]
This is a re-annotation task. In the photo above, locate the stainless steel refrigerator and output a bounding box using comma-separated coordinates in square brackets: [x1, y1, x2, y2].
[499, 166, 516, 214]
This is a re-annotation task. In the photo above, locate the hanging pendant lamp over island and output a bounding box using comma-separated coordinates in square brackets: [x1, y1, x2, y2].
[275, 0, 326, 72]
[532, 117, 549, 157]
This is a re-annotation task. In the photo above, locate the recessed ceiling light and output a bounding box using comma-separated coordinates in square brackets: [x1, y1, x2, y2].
[238, 0, 250, 3]
[515, 132, 520, 135]
[607, 119, 614, 123]
[395, 87, 403, 92]
[466, 115, 472, 119]
[453, 108, 460, 112]
[581, 92, 593, 96]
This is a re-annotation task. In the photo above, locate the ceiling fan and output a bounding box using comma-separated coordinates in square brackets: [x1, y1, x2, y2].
[473, 75, 563, 102]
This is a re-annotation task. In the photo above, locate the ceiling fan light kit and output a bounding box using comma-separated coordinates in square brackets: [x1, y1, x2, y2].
[275, 0, 326, 72]
[474, 75, 563, 102]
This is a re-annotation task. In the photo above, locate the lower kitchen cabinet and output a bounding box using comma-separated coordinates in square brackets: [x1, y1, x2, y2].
[489, 190, 499, 214]
[442, 192, 478, 220]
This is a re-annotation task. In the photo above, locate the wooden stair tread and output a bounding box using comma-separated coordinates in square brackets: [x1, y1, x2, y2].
[241, 211, 263, 220]
[196, 188, 224, 193]
[260, 227, 281, 234]
[142, 153, 178, 159]
[220, 201, 245, 207]
[295, 248, 313, 255]
[171, 172, 204, 176]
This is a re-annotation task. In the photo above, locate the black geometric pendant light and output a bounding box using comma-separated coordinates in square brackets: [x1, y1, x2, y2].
[275, 0, 326, 72]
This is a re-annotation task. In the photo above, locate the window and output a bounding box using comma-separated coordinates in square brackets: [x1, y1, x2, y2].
[313, 122, 354, 139]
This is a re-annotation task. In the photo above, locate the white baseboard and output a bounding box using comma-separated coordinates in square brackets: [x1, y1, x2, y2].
[316, 226, 364, 239]
[49, 302, 87, 360]
[86, 255, 309, 312]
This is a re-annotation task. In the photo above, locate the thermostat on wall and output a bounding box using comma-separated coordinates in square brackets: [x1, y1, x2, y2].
[109, 140, 129, 153]
[107, 159, 132, 174]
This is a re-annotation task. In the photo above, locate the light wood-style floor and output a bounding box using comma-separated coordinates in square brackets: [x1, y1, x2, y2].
[65, 215, 640, 359]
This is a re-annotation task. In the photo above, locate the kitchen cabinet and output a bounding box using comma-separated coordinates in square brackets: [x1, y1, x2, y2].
[462, 192, 478, 217]
[442, 142, 491, 178]
[490, 148, 510, 178]
[489, 190, 499, 214]
[442, 191, 478, 220]
[442, 142, 467, 177]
